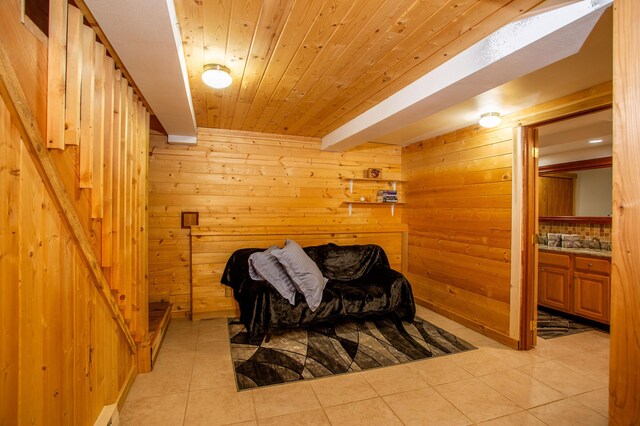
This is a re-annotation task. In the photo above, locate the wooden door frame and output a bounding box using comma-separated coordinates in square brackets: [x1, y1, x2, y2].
[518, 105, 612, 349]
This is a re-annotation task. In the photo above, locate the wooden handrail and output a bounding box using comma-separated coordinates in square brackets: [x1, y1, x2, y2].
[0, 39, 137, 353]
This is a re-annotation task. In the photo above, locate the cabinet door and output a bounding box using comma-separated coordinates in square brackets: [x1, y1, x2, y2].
[538, 266, 571, 312]
[539, 176, 574, 216]
[573, 272, 610, 323]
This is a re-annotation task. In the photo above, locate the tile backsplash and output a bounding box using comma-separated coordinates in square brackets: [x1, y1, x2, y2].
[539, 221, 612, 242]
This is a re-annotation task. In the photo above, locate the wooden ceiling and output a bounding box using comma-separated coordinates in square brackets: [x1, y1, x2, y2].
[175, 0, 544, 138]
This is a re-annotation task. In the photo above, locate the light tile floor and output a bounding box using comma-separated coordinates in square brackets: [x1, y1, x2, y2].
[120, 305, 609, 425]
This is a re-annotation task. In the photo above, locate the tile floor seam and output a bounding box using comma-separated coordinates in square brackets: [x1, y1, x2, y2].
[382, 389, 473, 426]
[529, 398, 608, 424]
[474, 409, 529, 425]
[478, 369, 567, 410]
[323, 395, 380, 412]
[378, 393, 409, 426]
[526, 409, 555, 426]
[122, 315, 609, 425]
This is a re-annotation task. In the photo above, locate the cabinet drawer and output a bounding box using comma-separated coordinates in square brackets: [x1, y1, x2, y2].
[539, 251, 571, 268]
[575, 256, 610, 274]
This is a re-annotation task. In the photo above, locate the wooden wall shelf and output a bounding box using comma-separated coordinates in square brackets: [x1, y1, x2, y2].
[340, 177, 405, 193]
[342, 201, 404, 216]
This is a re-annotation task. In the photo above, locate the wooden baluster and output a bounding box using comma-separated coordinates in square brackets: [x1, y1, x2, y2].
[101, 57, 115, 266]
[79, 26, 95, 188]
[46, 0, 67, 150]
[64, 5, 83, 146]
[91, 43, 105, 218]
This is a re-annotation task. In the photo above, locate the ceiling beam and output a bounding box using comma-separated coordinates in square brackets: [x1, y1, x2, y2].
[321, 0, 612, 152]
[84, 0, 197, 141]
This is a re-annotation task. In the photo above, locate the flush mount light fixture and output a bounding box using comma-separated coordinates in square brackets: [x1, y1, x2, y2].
[202, 64, 232, 89]
[478, 112, 502, 128]
[588, 138, 604, 144]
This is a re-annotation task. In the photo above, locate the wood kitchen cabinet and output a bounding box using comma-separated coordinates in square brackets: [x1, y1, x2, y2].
[539, 266, 572, 312]
[539, 175, 575, 216]
[573, 256, 611, 323]
[538, 250, 611, 323]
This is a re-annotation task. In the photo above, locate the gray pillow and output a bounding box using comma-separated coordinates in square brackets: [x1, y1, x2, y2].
[248, 246, 297, 305]
[272, 240, 327, 311]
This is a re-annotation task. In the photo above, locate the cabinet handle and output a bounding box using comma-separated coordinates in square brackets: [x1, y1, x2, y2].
[588, 263, 593, 267]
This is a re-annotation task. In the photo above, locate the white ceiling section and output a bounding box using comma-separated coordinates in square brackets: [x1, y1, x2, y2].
[85, 0, 197, 144]
[538, 108, 613, 166]
[321, 0, 613, 151]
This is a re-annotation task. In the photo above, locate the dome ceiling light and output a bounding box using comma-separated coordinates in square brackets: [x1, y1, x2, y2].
[478, 112, 502, 128]
[202, 64, 232, 89]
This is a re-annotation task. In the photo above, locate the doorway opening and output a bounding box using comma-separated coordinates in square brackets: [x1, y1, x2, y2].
[520, 106, 613, 350]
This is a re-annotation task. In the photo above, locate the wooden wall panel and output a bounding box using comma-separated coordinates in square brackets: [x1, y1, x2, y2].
[403, 125, 514, 338]
[0, 0, 152, 421]
[0, 96, 134, 426]
[190, 228, 407, 319]
[610, 0, 640, 422]
[148, 128, 403, 317]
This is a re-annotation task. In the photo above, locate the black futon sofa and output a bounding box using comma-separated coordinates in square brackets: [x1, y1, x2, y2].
[221, 243, 416, 337]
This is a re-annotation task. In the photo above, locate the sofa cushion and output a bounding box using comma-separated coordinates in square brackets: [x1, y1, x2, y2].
[304, 243, 390, 281]
[272, 240, 327, 311]
[248, 246, 297, 305]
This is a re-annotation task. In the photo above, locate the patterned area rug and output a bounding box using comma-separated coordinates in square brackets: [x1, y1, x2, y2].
[537, 308, 598, 339]
[228, 316, 476, 390]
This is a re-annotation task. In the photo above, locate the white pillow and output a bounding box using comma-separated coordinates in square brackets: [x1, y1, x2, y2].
[248, 246, 297, 305]
[271, 240, 327, 311]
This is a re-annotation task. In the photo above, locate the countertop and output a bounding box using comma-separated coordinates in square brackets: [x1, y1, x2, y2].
[538, 245, 612, 259]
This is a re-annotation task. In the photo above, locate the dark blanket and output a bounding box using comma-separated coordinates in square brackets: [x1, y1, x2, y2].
[221, 243, 416, 336]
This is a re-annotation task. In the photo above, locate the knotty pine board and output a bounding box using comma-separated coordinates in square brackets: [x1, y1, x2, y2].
[610, 0, 640, 422]
[148, 128, 403, 317]
[0, 95, 134, 426]
[190, 229, 407, 319]
[403, 123, 514, 336]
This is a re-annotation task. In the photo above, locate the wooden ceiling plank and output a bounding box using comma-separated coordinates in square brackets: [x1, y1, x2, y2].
[176, 0, 545, 138]
[219, 0, 263, 129]
[202, 0, 233, 128]
[251, 0, 361, 133]
[298, 0, 482, 136]
[315, 0, 543, 137]
[283, 0, 446, 135]
[231, 0, 297, 129]
[278, 0, 413, 133]
[370, 0, 540, 104]
[265, 0, 410, 135]
[240, 0, 327, 132]
[174, 0, 207, 125]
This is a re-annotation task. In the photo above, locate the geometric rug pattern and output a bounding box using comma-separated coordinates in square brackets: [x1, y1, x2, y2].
[229, 316, 476, 390]
[537, 308, 597, 339]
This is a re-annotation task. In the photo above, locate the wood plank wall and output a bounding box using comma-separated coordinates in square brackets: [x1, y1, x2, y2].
[148, 128, 403, 317]
[0, 0, 151, 422]
[402, 125, 514, 338]
[190, 228, 407, 319]
[402, 82, 613, 345]
[0, 88, 134, 426]
[610, 0, 640, 422]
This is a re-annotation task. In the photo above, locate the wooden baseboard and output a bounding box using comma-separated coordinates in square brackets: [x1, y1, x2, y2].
[115, 363, 136, 411]
[150, 307, 172, 367]
[192, 309, 238, 321]
[414, 296, 520, 349]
